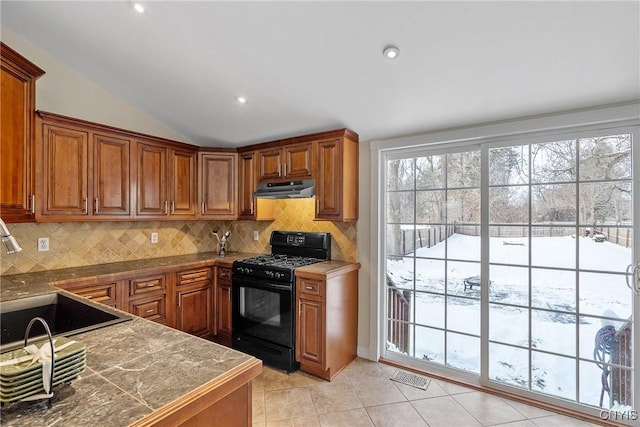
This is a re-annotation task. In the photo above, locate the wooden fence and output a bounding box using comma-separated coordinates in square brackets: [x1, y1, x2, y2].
[453, 224, 631, 248]
[400, 225, 455, 255]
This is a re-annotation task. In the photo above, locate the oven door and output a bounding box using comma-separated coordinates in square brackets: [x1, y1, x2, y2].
[232, 276, 294, 348]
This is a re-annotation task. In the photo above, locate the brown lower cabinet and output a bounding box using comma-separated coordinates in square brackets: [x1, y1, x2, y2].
[214, 266, 233, 347]
[295, 263, 360, 381]
[55, 265, 215, 340]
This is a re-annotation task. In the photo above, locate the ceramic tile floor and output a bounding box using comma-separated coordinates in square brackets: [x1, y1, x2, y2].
[251, 358, 603, 427]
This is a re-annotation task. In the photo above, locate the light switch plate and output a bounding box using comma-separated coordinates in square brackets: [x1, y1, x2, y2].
[150, 232, 159, 244]
[253, 231, 259, 241]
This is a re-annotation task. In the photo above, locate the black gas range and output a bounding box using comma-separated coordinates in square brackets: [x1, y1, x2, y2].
[231, 231, 331, 372]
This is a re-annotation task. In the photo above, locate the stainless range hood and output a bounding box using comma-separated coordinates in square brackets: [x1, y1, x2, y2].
[253, 179, 315, 199]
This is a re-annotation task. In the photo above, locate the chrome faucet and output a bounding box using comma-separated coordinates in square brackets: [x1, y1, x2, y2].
[212, 230, 231, 256]
[0, 218, 22, 254]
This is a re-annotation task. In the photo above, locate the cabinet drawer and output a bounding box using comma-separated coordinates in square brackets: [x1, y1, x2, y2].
[129, 275, 166, 297]
[74, 283, 118, 306]
[298, 278, 323, 297]
[217, 267, 232, 282]
[177, 268, 211, 285]
[129, 295, 167, 324]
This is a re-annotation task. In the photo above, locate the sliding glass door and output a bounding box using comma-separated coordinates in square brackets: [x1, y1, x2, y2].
[382, 127, 637, 418]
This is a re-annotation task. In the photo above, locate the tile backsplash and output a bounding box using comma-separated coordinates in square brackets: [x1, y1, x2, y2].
[0, 198, 357, 275]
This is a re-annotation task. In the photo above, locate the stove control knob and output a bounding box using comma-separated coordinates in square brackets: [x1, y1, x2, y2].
[266, 271, 273, 278]
[275, 272, 282, 279]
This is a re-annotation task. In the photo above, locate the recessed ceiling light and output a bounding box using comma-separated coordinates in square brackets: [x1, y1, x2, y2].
[133, 3, 145, 14]
[235, 96, 247, 104]
[383, 45, 400, 59]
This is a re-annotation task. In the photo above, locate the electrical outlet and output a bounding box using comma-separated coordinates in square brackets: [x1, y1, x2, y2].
[37, 237, 49, 252]
[150, 232, 158, 244]
[253, 231, 259, 241]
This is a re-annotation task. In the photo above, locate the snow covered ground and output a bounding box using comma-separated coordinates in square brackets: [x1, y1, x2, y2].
[386, 233, 634, 408]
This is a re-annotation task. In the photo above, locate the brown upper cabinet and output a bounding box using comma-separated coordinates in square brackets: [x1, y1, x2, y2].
[0, 43, 45, 222]
[198, 151, 238, 219]
[136, 140, 197, 219]
[237, 151, 274, 221]
[257, 142, 313, 182]
[36, 113, 133, 220]
[314, 132, 358, 222]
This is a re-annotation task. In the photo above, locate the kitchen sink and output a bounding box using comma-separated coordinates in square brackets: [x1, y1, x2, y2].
[0, 292, 132, 353]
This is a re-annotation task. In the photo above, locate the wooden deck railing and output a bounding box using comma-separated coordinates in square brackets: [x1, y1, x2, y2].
[387, 275, 410, 354]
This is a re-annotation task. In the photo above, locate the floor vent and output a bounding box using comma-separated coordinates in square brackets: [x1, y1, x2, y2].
[390, 370, 430, 390]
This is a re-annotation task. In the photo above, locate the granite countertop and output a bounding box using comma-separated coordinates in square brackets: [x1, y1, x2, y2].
[0, 251, 257, 302]
[295, 260, 361, 279]
[0, 315, 258, 426]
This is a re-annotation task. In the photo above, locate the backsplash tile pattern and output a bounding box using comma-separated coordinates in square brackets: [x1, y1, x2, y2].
[1, 199, 356, 275]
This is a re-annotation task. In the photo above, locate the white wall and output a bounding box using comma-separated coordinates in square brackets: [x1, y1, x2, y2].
[1, 28, 192, 144]
[357, 141, 372, 359]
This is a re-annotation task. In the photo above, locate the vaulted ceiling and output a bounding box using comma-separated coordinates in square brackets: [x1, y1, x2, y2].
[2, 1, 639, 147]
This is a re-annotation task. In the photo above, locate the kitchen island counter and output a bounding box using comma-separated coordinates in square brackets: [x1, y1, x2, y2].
[0, 252, 262, 426]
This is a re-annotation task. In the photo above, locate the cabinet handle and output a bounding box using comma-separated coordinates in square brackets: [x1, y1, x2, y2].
[305, 286, 314, 290]
[298, 300, 302, 315]
[94, 198, 99, 214]
[164, 201, 168, 215]
[277, 163, 281, 176]
[29, 194, 35, 215]
[283, 163, 287, 176]
[85, 295, 93, 299]
[201, 202, 205, 214]
[178, 295, 181, 307]
[250, 201, 254, 214]
[171, 201, 175, 214]
[83, 197, 88, 214]
[146, 309, 154, 314]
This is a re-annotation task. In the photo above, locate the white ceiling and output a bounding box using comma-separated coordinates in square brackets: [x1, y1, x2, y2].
[2, 1, 639, 147]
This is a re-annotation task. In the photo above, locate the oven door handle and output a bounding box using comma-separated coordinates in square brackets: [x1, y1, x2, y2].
[232, 276, 292, 291]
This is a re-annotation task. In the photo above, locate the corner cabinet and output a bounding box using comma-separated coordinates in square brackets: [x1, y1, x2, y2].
[295, 262, 360, 381]
[314, 131, 359, 222]
[198, 151, 238, 219]
[0, 43, 44, 222]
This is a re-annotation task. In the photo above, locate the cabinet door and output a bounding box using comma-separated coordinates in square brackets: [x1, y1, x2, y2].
[177, 284, 213, 337]
[170, 148, 197, 217]
[314, 138, 342, 219]
[297, 297, 324, 365]
[238, 151, 274, 221]
[258, 148, 282, 181]
[41, 124, 89, 217]
[199, 152, 237, 218]
[216, 283, 232, 345]
[136, 141, 168, 216]
[237, 152, 256, 218]
[0, 43, 43, 222]
[93, 133, 131, 216]
[284, 142, 313, 179]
